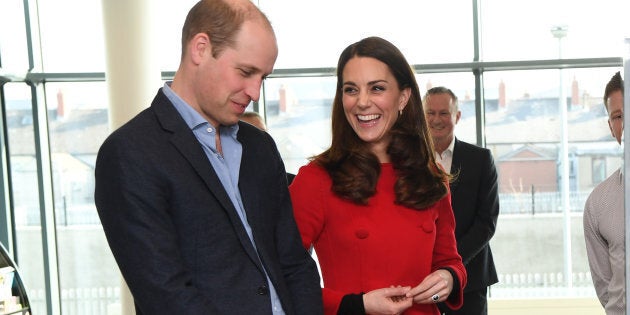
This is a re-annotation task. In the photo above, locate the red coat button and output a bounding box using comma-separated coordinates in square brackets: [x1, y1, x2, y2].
[355, 229, 369, 239]
[420, 222, 434, 233]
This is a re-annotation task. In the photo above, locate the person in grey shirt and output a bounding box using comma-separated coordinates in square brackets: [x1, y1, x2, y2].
[584, 71, 625, 315]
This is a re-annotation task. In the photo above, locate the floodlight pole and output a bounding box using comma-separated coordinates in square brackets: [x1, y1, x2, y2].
[551, 24, 572, 290]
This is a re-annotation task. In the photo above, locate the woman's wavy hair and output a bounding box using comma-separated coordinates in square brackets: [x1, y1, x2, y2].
[313, 36, 449, 209]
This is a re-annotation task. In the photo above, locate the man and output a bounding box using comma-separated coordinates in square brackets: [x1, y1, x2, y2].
[240, 111, 296, 184]
[584, 71, 624, 315]
[423, 87, 499, 315]
[94, 1, 323, 314]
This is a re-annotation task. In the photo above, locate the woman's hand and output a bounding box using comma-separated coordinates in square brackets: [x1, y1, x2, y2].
[405, 269, 453, 304]
[363, 286, 413, 315]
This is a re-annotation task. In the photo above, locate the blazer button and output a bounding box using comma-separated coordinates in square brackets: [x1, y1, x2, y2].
[355, 229, 369, 239]
[257, 285, 269, 295]
[419, 222, 434, 233]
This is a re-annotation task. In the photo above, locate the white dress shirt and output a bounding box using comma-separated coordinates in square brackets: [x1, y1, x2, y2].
[435, 137, 456, 174]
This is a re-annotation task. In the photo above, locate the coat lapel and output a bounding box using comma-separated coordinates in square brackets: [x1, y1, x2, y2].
[151, 90, 264, 272]
[450, 138, 463, 193]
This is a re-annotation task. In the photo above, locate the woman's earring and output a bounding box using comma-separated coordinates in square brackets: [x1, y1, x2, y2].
[399, 109, 403, 116]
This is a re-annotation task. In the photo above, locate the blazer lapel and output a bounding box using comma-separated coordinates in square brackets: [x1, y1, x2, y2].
[450, 138, 463, 193]
[151, 90, 264, 272]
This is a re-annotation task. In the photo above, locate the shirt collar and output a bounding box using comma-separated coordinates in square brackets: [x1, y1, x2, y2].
[162, 81, 239, 138]
[445, 137, 456, 155]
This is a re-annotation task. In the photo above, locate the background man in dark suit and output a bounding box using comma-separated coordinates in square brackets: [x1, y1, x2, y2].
[94, 0, 322, 314]
[424, 86, 499, 315]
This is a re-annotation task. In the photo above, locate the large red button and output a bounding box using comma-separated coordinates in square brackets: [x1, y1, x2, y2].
[419, 222, 434, 233]
[355, 229, 369, 239]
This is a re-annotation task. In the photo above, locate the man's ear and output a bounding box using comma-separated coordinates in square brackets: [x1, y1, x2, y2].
[189, 33, 211, 65]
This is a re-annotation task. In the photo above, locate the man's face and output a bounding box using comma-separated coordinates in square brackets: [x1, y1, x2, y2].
[424, 92, 460, 147]
[194, 20, 278, 128]
[606, 90, 624, 144]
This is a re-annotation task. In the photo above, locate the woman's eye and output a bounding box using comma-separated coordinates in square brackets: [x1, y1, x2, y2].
[372, 85, 385, 91]
[343, 87, 357, 94]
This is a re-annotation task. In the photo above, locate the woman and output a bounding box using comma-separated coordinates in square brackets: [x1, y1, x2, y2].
[289, 36, 466, 315]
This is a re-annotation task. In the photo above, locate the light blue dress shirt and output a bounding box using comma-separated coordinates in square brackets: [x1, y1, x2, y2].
[163, 82, 285, 315]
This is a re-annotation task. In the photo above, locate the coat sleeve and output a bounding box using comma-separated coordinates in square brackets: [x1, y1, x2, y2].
[94, 133, 219, 314]
[289, 165, 348, 315]
[433, 190, 467, 310]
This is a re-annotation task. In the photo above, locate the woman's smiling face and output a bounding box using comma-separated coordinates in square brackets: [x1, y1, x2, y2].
[341, 56, 410, 156]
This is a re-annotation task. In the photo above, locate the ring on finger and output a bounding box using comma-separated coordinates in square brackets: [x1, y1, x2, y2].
[431, 294, 439, 302]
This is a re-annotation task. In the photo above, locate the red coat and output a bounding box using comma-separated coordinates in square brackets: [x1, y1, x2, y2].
[290, 163, 466, 315]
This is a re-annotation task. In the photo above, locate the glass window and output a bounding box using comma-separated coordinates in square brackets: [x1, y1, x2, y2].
[260, 0, 473, 69]
[44, 82, 119, 314]
[481, 0, 628, 61]
[263, 77, 336, 174]
[484, 68, 617, 144]
[484, 67, 622, 298]
[4, 82, 49, 311]
[37, 0, 106, 72]
[156, 0, 199, 72]
[38, 0, 204, 73]
[0, 0, 29, 71]
[591, 157, 606, 185]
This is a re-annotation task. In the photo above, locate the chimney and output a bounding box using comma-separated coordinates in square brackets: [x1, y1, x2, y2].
[57, 89, 66, 120]
[571, 76, 579, 106]
[279, 84, 287, 113]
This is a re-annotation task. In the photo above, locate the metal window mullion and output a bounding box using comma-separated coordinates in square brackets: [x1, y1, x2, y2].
[29, 81, 61, 315]
[0, 82, 16, 257]
[24, 0, 62, 313]
[13, 58, 623, 84]
[472, 0, 486, 148]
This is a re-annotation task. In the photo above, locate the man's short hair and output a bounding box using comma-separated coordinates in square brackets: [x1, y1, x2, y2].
[424, 86, 459, 112]
[180, 0, 273, 59]
[603, 71, 624, 112]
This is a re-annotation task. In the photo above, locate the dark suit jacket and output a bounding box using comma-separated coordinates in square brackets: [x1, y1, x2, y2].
[94, 89, 323, 315]
[449, 138, 499, 292]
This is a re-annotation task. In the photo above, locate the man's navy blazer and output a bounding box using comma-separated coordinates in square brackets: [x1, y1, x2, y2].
[449, 138, 500, 292]
[95, 89, 323, 314]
